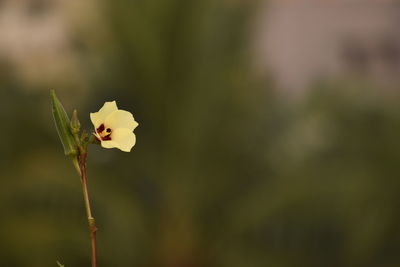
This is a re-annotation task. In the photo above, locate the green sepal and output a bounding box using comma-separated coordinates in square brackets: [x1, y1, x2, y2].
[50, 90, 78, 156]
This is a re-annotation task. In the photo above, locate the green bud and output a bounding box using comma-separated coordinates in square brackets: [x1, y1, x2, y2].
[50, 90, 78, 156]
[70, 109, 81, 134]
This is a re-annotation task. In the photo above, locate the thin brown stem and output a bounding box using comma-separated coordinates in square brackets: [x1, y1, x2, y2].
[78, 153, 97, 267]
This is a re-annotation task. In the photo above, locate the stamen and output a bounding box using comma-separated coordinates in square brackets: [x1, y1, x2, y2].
[96, 123, 112, 141]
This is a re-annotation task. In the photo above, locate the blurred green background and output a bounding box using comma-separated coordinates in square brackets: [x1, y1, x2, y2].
[1, 0, 400, 266]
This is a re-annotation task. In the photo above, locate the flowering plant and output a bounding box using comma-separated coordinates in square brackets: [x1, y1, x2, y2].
[50, 90, 138, 267]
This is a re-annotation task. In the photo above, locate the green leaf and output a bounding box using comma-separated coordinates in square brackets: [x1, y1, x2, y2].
[56, 261, 65, 267]
[50, 90, 78, 156]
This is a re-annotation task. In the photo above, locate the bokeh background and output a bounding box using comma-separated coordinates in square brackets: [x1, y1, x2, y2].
[1, 0, 400, 266]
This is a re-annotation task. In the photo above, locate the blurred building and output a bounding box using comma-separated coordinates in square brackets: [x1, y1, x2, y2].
[254, 0, 400, 92]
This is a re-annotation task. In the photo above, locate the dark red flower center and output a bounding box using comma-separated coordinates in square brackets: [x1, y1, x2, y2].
[96, 124, 112, 141]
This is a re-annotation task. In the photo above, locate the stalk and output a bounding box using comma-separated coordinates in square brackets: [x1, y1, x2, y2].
[74, 153, 97, 267]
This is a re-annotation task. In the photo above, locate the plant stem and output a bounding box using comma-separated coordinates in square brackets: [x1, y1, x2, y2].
[77, 153, 98, 267]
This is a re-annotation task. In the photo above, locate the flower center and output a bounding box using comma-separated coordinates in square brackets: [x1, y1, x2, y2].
[96, 124, 112, 141]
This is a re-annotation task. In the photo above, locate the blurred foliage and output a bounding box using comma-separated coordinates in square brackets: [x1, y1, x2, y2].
[1, 1, 400, 267]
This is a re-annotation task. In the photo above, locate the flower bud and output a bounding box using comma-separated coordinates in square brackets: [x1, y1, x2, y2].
[70, 109, 81, 134]
[50, 90, 78, 156]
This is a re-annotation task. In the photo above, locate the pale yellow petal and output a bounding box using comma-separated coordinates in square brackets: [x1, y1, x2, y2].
[90, 101, 118, 128]
[109, 128, 136, 152]
[104, 110, 138, 131]
[100, 140, 118, 149]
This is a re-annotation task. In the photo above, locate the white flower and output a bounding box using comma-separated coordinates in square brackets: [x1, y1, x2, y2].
[90, 101, 138, 152]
